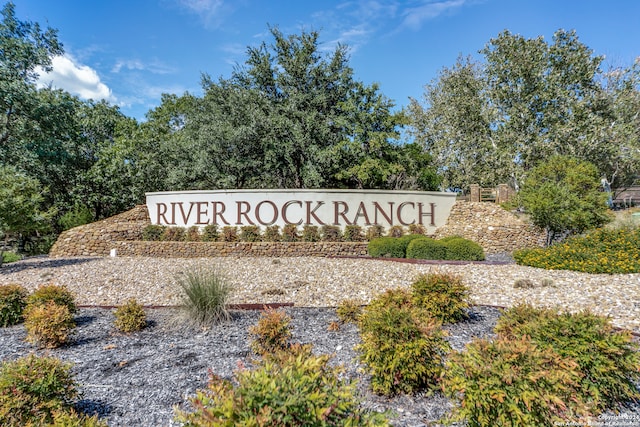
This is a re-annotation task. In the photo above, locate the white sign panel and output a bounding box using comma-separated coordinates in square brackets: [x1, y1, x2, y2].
[146, 189, 457, 232]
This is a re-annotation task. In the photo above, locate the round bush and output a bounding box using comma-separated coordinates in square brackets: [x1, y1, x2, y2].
[406, 237, 447, 259]
[443, 237, 485, 261]
[368, 237, 406, 258]
[25, 301, 76, 348]
[0, 283, 28, 327]
[411, 273, 470, 323]
[27, 284, 77, 315]
[114, 299, 147, 333]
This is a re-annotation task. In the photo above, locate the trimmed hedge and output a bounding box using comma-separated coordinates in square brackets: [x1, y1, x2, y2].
[443, 237, 485, 261]
[368, 234, 424, 258]
[406, 237, 447, 259]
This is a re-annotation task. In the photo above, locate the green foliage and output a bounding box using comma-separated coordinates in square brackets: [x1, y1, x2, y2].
[320, 225, 342, 242]
[2, 251, 20, 263]
[263, 225, 281, 242]
[0, 354, 77, 426]
[0, 284, 28, 327]
[301, 225, 320, 242]
[58, 204, 93, 231]
[162, 226, 186, 241]
[114, 299, 147, 333]
[365, 224, 384, 240]
[282, 224, 299, 242]
[411, 273, 470, 323]
[239, 225, 261, 242]
[49, 409, 108, 427]
[220, 226, 238, 242]
[443, 236, 485, 261]
[514, 227, 640, 273]
[368, 237, 406, 258]
[25, 301, 75, 348]
[175, 344, 389, 426]
[441, 336, 589, 427]
[185, 226, 201, 242]
[201, 224, 219, 242]
[519, 155, 611, 245]
[386, 225, 405, 237]
[407, 223, 427, 235]
[343, 224, 365, 242]
[248, 308, 293, 356]
[357, 297, 450, 396]
[141, 224, 165, 241]
[405, 237, 447, 259]
[26, 284, 77, 314]
[336, 299, 363, 324]
[495, 304, 640, 411]
[176, 267, 232, 326]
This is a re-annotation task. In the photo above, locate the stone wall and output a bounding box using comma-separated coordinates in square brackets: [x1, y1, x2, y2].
[433, 201, 546, 253]
[49, 201, 546, 258]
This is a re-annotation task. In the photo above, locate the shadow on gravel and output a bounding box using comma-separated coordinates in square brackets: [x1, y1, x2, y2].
[0, 257, 98, 274]
[76, 315, 98, 326]
[75, 399, 113, 419]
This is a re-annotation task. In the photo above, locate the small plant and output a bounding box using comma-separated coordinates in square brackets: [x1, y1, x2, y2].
[248, 308, 292, 356]
[513, 278, 535, 289]
[321, 224, 342, 242]
[239, 225, 261, 242]
[0, 354, 78, 426]
[142, 224, 165, 241]
[27, 284, 77, 314]
[365, 224, 385, 240]
[221, 226, 238, 242]
[327, 321, 341, 331]
[387, 225, 405, 237]
[263, 225, 281, 242]
[441, 336, 589, 427]
[343, 224, 365, 242]
[408, 223, 427, 235]
[114, 299, 147, 333]
[201, 224, 219, 241]
[162, 226, 186, 241]
[282, 224, 299, 242]
[411, 273, 470, 323]
[336, 299, 363, 323]
[174, 344, 389, 426]
[495, 304, 640, 412]
[176, 266, 232, 326]
[0, 283, 28, 327]
[302, 225, 320, 242]
[2, 251, 21, 264]
[185, 226, 201, 241]
[24, 301, 76, 348]
[406, 237, 447, 259]
[49, 409, 108, 427]
[443, 236, 485, 261]
[357, 300, 450, 396]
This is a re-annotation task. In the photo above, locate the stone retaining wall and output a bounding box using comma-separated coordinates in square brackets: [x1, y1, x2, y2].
[49, 201, 546, 257]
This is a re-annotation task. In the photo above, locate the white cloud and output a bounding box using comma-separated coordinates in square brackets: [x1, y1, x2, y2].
[401, 0, 466, 30]
[112, 58, 175, 74]
[177, 0, 226, 27]
[36, 55, 114, 101]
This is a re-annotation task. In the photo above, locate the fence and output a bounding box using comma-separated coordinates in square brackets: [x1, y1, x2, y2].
[468, 184, 515, 204]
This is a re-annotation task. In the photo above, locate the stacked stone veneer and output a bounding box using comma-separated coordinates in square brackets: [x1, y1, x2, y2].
[433, 201, 546, 253]
[49, 201, 545, 258]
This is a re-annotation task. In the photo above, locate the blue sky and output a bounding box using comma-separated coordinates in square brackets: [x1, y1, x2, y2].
[15, 0, 640, 121]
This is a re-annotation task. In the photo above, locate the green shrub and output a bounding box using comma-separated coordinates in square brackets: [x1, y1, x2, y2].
[175, 344, 389, 426]
[201, 224, 219, 241]
[50, 409, 108, 427]
[114, 299, 147, 333]
[176, 266, 232, 326]
[405, 237, 447, 259]
[59, 204, 93, 231]
[387, 225, 405, 237]
[368, 237, 406, 258]
[0, 354, 78, 426]
[411, 273, 470, 323]
[357, 300, 450, 396]
[320, 224, 342, 242]
[162, 226, 186, 241]
[263, 225, 281, 242]
[408, 223, 427, 235]
[514, 227, 640, 274]
[185, 226, 201, 242]
[221, 226, 238, 242]
[2, 251, 21, 264]
[495, 304, 640, 412]
[302, 225, 320, 242]
[248, 308, 292, 356]
[239, 225, 261, 242]
[443, 237, 485, 261]
[282, 224, 299, 242]
[27, 284, 77, 314]
[142, 224, 165, 241]
[0, 284, 28, 327]
[336, 299, 363, 323]
[24, 301, 75, 348]
[365, 224, 384, 240]
[343, 224, 365, 242]
[441, 336, 589, 427]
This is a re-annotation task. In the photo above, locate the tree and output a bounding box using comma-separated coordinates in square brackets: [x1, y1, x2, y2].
[0, 166, 51, 264]
[519, 156, 610, 245]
